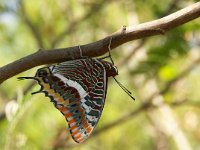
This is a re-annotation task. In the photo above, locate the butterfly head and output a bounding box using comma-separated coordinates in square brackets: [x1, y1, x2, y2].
[103, 61, 118, 77]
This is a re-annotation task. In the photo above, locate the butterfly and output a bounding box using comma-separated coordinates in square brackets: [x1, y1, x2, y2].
[18, 39, 135, 143]
[18, 57, 119, 142]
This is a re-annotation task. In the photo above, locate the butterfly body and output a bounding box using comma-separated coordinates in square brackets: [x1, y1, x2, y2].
[20, 58, 118, 143]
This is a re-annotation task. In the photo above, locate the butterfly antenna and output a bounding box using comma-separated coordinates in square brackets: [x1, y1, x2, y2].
[113, 77, 135, 100]
[108, 37, 135, 100]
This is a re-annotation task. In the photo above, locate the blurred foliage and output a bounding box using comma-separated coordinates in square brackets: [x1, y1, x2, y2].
[0, 0, 200, 150]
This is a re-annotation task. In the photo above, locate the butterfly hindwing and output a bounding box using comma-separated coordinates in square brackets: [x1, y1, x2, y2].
[38, 58, 107, 143]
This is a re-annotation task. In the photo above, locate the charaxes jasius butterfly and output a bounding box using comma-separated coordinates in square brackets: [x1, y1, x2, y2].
[18, 38, 135, 143]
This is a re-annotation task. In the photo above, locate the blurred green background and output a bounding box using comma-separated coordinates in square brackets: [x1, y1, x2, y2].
[0, 0, 200, 150]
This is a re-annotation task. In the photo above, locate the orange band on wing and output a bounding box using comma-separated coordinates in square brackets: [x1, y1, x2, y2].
[58, 107, 66, 112]
[65, 112, 71, 118]
[71, 129, 79, 136]
[69, 119, 76, 124]
[86, 126, 92, 134]
[70, 125, 78, 131]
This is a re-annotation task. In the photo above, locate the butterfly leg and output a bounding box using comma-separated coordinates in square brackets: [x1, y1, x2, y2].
[78, 45, 89, 59]
[79, 45, 83, 58]
[99, 37, 114, 65]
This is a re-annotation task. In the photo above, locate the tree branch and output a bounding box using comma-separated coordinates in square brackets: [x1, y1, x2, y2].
[0, 2, 199, 84]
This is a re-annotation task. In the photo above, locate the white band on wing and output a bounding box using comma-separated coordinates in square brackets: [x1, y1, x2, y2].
[54, 73, 88, 99]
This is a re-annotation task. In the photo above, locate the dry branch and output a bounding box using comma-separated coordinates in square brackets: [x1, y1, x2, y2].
[0, 2, 200, 84]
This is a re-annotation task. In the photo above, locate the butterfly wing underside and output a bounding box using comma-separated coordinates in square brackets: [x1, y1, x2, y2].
[39, 59, 107, 143]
